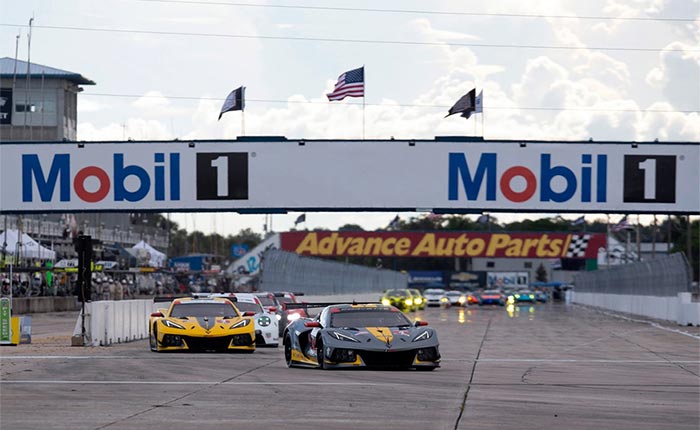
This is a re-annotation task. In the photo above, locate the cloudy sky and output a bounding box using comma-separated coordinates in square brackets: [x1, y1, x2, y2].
[2, 0, 698, 235]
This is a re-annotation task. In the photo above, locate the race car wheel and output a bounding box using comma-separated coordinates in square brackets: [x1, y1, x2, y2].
[317, 338, 327, 370]
[283, 335, 293, 367]
[149, 325, 158, 352]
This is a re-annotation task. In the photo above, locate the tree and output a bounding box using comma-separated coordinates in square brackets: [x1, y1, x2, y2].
[535, 263, 548, 283]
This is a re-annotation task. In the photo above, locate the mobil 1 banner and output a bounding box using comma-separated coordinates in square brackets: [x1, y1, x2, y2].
[0, 139, 698, 213]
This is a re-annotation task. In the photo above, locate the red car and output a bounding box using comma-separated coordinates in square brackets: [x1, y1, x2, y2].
[273, 291, 308, 330]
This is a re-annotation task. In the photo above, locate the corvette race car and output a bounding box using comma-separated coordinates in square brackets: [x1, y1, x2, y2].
[283, 303, 440, 370]
[149, 297, 255, 352]
[207, 293, 279, 347]
[380, 289, 417, 312]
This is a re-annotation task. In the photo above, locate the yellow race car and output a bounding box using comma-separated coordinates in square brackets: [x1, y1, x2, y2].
[149, 297, 255, 352]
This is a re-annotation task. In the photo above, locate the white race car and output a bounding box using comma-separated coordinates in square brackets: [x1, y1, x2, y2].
[205, 293, 280, 347]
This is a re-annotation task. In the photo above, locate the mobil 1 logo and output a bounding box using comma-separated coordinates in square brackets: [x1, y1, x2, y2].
[196, 152, 248, 200]
[623, 155, 675, 203]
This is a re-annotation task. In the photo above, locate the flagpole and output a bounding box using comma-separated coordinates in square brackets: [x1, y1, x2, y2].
[362, 64, 366, 140]
[10, 31, 20, 140]
[606, 214, 611, 268]
[241, 112, 245, 136]
[481, 91, 485, 138]
[24, 17, 34, 138]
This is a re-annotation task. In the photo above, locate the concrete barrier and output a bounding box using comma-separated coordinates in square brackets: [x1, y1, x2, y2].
[573, 292, 700, 326]
[73, 300, 153, 346]
[12, 297, 81, 314]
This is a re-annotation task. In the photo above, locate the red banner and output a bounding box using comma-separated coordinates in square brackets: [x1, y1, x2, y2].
[280, 231, 605, 259]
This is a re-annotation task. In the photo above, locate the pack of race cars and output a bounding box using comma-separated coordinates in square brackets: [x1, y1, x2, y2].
[148, 286, 548, 370]
[148, 290, 441, 370]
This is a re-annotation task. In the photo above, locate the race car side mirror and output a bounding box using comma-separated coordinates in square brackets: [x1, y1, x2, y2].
[150, 312, 164, 318]
[414, 321, 428, 327]
[242, 311, 256, 317]
[268, 307, 277, 313]
[304, 321, 321, 328]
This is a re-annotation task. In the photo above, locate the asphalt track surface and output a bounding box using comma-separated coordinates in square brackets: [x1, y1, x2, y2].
[1, 301, 699, 430]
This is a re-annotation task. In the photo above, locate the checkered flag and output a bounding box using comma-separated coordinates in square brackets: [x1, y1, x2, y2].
[566, 234, 590, 258]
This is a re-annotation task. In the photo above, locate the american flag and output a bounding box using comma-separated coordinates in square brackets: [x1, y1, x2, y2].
[326, 66, 364, 101]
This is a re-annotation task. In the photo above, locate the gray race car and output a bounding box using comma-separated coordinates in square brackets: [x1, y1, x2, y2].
[282, 303, 440, 370]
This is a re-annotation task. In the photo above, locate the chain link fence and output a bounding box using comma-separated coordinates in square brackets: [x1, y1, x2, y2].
[574, 253, 692, 297]
[259, 249, 407, 295]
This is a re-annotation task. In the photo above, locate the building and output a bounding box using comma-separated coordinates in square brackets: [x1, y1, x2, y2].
[0, 57, 94, 141]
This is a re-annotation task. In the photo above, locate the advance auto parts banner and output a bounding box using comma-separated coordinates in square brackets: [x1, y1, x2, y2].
[1, 139, 698, 213]
[280, 231, 605, 259]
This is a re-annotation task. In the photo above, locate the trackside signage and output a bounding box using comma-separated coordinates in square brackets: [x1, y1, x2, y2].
[0, 140, 697, 213]
[280, 231, 606, 259]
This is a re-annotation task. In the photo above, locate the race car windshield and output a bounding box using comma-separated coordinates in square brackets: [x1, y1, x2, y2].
[171, 303, 238, 318]
[385, 290, 409, 297]
[235, 302, 262, 313]
[330, 310, 411, 328]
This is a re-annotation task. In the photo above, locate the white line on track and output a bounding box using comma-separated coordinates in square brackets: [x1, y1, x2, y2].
[577, 305, 700, 339]
[441, 358, 700, 364]
[0, 380, 404, 386]
[0, 356, 278, 360]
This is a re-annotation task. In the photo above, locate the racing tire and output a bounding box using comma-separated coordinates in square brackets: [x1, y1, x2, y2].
[149, 325, 158, 352]
[317, 338, 327, 370]
[283, 335, 293, 367]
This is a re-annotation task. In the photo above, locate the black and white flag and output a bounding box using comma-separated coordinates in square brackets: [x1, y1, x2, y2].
[445, 88, 475, 119]
[218, 86, 245, 120]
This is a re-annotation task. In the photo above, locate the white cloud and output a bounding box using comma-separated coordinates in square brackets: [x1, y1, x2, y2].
[411, 18, 480, 42]
[646, 41, 700, 111]
[77, 99, 103, 113]
[79, 118, 173, 141]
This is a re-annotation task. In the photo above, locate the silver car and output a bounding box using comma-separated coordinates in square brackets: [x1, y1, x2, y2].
[423, 288, 450, 307]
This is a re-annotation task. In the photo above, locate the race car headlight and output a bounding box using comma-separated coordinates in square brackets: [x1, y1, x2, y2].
[440, 297, 448, 303]
[515, 294, 521, 298]
[162, 319, 185, 330]
[507, 296, 515, 303]
[230, 319, 251, 329]
[529, 294, 535, 299]
[330, 331, 360, 342]
[257, 316, 271, 327]
[458, 297, 466, 304]
[288, 312, 301, 322]
[414, 298, 423, 305]
[276, 314, 282, 321]
[412, 330, 432, 342]
[381, 299, 391, 306]
[404, 299, 413, 306]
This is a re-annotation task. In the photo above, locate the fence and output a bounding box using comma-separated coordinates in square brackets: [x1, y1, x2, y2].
[259, 249, 407, 295]
[574, 253, 692, 297]
[572, 253, 698, 325]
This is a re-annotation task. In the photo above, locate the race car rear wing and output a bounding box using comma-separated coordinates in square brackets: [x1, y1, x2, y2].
[283, 302, 380, 311]
[153, 295, 188, 303]
[153, 294, 239, 303]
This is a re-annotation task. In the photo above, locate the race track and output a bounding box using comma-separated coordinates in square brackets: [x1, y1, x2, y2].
[1, 302, 699, 430]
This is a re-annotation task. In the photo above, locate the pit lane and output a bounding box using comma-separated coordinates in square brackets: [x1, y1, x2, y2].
[1, 302, 698, 430]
